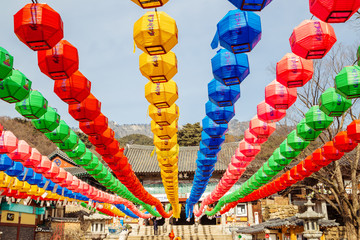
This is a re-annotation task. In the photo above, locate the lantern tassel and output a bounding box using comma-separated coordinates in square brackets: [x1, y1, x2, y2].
[211, 31, 219, 50]
[133, 41, 136, 53]
[150, 147, 156, 157]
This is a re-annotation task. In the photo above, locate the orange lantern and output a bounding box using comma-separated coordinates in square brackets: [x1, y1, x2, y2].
[321, 141, 344, 161]
[68, 94, 101, 122]
[88, 128, 115, 148]
[79, 113, 108, 136]
[333, 131, 358, 152]
[347, 119, 360, 143]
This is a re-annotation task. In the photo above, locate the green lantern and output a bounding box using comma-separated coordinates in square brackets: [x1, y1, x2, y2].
[31, 106, 60, 133]
[0, 47, 14, 80]
[268, 155, 285, 172]
[0, 70, 31, 103]
[45, 120, 70, 143]
[263, 162, 277, 177]
[335, 66, 360, 99]
[57, 130, 79, 152]
[296, 118, 321, 141]
[319, 88, 352, 117]
[76, 149, 94, 166]
[83, 156, 99, 171]
[305, 105, 334, 130]
[66, 140, 86, 160]
[88, 163, 103, 175]
[287, 130, 310, 151]
[279, 140, 300, 159]
[93, 169, 108, 181]
[100, 174, 114, 187]
[250, 175, 262, 187]
[255, 168, 272, 184]
[15, 90, 48, 119]
[273, 148, 292, 166]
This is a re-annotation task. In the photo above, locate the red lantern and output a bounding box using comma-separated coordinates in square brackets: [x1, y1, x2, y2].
[239, 140, 261, 157]
[310, 0, 360, 23]
[347, 120, 360, 143]
[88, 128, 115, 148]
[274, 178, 287, 191]
[312, 148, 332, 167]
[52, 167, 67, 184]
[38, 40, 79, 80]
[228, 163, 245, 176]
[282, 171, 298, 186]
[289, 20, 337, 59]
[232, 153, 254, 168]
[14, 3, 64, 51]
[8, 140, 32, 162]
[54, 71, 91, 104]
[60, 173, 73, 188]
[276, 53, 314, 87]
[0, 131, 18, 154]
[79, 113, 108, 136]
[321, 141, 344, 161]
[257, 101, 286, 123]
[68, 94, 101, 122]
[290, 165, 305, 181]
[23, 148, 41, 168]
[244, 129, 267, 146]
[43, 162, 60, 179]
[303, 155, 322, 172]
[34, 156, 52, 174]
[104, 149, 125, 166]
[0, 123, 3, 136]
[265, 80, 297, 110]
[67, 176, 80, 191]
[297, 161, 314, 178]
[96, 139, 120, 157]
[249, 116, 276, 139]
[333, 131, 358, 152]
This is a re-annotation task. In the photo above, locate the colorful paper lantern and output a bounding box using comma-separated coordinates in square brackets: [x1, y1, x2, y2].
[23, 148, 41, 168]
[310, 0, 360, 23]
[38, 40, 79, 80]
[96, 140, 120, 158]
[43, 161, 60, 179]
[202, 116, 228, 139]
[208, 79, 241, 107]
[139, 51, 177, 83]
[289, 20, 337, 59]
[131, 0, 169, 8]
[134, 11, 178, 55]
[201, 131, 225, 150]
[265, 80, 297, 110]
[303, 155, 322, 172]
[31, 106, 60, 133]
[335, 66, 360, 99]
[347, 119, 360, 143]
[333, 131, 358, 152]
[14, 3, 64, 51]
[76, 149, 94, 166]
[234, 149, 254, 167]
[57, 130, 79, 152]
[287, 130, 310, 151]
[276, 53, 313, 88]
[296, 118, 321, 141]
[321, 141, 344, 161]
[5, 161, 24, 177]
[228, 0, 272, 11]
[263, 161, 278, 177]
[151, 120, 177, 140]
[249, 115, 276, 139]
[206, 101, 235, 124]
[148, 104, 179, 126]
[239, 139, 261, 157]
[15, 90, 48, 119]
[199, 141, 221, 158]
[296, 161, 314, 178]
[0, 47, 14, 80]
[0, 70, 31, 103]
[312, 148, 332, 167]
[45, 120, 70, 144]
[212, 10, 261, 54]
[79, 113, 108, 137]
[257, 101, 286, 123]
[88, 128, 115, 148]
[0, 154, 13, 171]
[68, 94, 101, 122]
[145, 80, 178, 108]
[66, 140, 86, 161]
[0, 131, 18, 154]
[8, 140, 31, 162]
[305, 105, 334, 130]
[273, 148, 292, 166]
[54, 71, 91, 104]
[290, 165, 306, 181]
[244, 128, 267, 145]
[211, 49, 249, 86]
[319, 87, 352, 117]
[279, 139, 300, 159]
[18, 167, 34, 182]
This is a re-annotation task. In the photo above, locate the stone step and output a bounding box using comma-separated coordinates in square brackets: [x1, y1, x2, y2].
[128, 234, 232, 240]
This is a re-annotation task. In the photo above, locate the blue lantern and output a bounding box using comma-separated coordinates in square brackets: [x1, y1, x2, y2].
[5, 161, 24, 177]
[28, 173, 43, 185]
[211, 10, 262, 54]
[199, 141, 221, 158]
[208, 79, 241, 106]
[202, 116, 228, 138]
[201, 131, 225, 150]
[211, 49, 249, 86]
[197, 151, 217, 166]
[206, 101, 235, 124]
[46, 181, 56, 191]
[0, 154, 14, 171]
[228, 0, 272, 11]
[18, 167, 34, 182]
[56, 186, 63, 195]
[37, 177, 48, 188]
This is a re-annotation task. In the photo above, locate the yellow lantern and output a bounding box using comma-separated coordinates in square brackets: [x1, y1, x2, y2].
[159, 162, 178, 173]
[131, 0, 169, 9]
[28, 185, 39, 195]
[35, 188, 46, 196]
[145, 80, 178, 108]
[151, 120, 178, 139]
[140, 51, 177, 83]
[19, 182, 31, 193]
[161, 169, 178, 180]
[156, 144, 179, 159]
[172, 204, 181, 219]
[0, 172, 11, 188]
[149, 104, 179, 126]
[154, 134, 177, 151]
[158, 156, 178, 167]
[134, 11, 178, 55]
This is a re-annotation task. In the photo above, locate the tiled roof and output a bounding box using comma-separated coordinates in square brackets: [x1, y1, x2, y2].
[125, 143, 238, 174]
[84, 213, 112, 220]
[48, 149, 79, 167]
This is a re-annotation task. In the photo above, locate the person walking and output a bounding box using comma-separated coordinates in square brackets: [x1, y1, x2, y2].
[153, 217, 158, 235]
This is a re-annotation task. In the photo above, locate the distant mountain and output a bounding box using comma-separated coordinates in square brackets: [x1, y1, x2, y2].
[106, 119, 249, 139]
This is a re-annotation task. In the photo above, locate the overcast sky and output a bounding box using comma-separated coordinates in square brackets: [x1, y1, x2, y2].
[1, 0, 359, 129]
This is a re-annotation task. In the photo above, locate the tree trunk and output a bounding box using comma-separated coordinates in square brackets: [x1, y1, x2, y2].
[344, 220, 358, 240]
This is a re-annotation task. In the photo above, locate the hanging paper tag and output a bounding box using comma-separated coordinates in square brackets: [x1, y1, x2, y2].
[52, 184, 58, 193]
[63, 198, 68, 206]
[46, 201, 50, 207]
[111, 205, 114, 210]
[41, 192, 48, 199]
[61, 188, 65, 196]
[22, 168, 29, 181]
[43, 181, 50, 190]
[40, 200, 44, 207]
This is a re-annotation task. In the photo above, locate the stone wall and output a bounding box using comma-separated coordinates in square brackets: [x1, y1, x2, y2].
[323, 226, 346, 240]
[35, 232, 52, 240]
[261, 197, 299, 221]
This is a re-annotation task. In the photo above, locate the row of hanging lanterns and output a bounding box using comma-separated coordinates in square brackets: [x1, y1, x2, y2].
[133, 2, 180, 218]
[12, 2, 172, 218]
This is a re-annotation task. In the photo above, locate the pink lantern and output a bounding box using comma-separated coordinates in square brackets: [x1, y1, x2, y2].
[257, 101, 286, 123]
[23, 148, 42, 168]
[249, 116, 276, 139]
[43, 162, 60, 179]
[34, 156, 52, 174]
[234, 149, 255, 168]
[0, 131, 18, 154]
[8, 140, 32, 162]
[239, 140, 261, 157]
[52, 168, 67, 184]
[244, 129, 268, 146]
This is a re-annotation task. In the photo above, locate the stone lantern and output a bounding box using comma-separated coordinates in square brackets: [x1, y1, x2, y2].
[297, 197, 324, 240]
